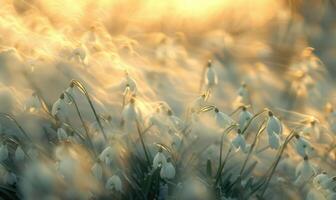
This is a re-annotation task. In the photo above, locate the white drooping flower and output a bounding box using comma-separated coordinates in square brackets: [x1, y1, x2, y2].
[266, 111, 282, 136]
[190, 94, 207, 112]
[91, 162, 103, 181]
[70, 44, 88, 65]
[294, 134, 314, 157]
[64, 83, 78, 103]
[15, 146, 25, 162]
[238, 107, 252, 130]
[99, 146, 116, 167]
[122, 98, 141, 133]
[0, 144, 9, 162]
[51, 93, 68, 121]
[267, 130, 281, 149]
[302, 121, 320, 139]
[121, 72, 137, 95]
[231, 130, 246, 152]
[313, 173, 331, 190]
[294, 156, 316, 186]
[4, 171, 17, 185]
[24, 92, 41, 112]
[237, 83, 249, 104]
[160, 158, 176, 179]
[153, 149, 167, 169]
[148, 108, 168, 134]
[167, 110, 184, 132]
[171, 134, 182, 150]
[106, 175, 122, 192]
[205, 60, 218, 89]
[214, 108, 234, 129]
[57, 127, 68, 142]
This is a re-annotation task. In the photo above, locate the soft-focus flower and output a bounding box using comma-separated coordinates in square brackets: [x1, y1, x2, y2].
[121, 72, 137, 95]
[294, 134, 314, 157]
[205, 60, 218, 89]
[15, 146, 25, 162]
[294, 156, 316, 185]
[70, 44, 88, 65]
[24, 92, 41, 112]
[99, 146, 116, 167]
[57, 127, 68, 142]
[160, 158, 176, 179]
[266, 111, 282, 136]
[214, 108, 234, 129]
[167, 109, 183, 132]
[190, 94, 207, 112]
[51, 93, 68, 121]
[231, 129, 246, 152]
[313, 172, 330, 190]
[302, 120, 320, 139]
[238, 106, 252, 130]
[306, 187, 327, 200]
[153, 148, 167, 169]
[0, 143, 9, 162]
[91, 161, 103, 181]
[105, 175, 122, 192]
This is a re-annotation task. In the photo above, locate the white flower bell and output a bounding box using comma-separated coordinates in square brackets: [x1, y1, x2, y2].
[153, 148, 167, 169]
[294, 134, 314, 157]
[238, 106, 252, 130]
[99, 146, 116, 167]
[0, 143, 8, 162]
[266, 111, 282, 136]
[295, 156, 316, 185]
[24, 92, 41, 112]
[313, 172, 331, 190]
[51, 93, 68, 121]
[121, 72, 137, 95]
[190, 94, 207, 112]
[160, 158, 176, 179]
[214, 108, 234, 129]
[122, 98, 141, 133]
[106, 175, 122, 192]
[205, 60, 218, 89]
[231, 129, 246, 152]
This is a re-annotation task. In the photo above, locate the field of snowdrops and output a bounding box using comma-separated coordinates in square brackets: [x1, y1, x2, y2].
[0, 0, 336, 199]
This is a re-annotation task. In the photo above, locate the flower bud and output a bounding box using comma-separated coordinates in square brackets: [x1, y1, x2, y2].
[160, 158, 175, 179]
[153, 149, 167, 169]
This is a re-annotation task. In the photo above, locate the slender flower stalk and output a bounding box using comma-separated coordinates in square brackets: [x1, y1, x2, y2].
[70, 80, 107, 140]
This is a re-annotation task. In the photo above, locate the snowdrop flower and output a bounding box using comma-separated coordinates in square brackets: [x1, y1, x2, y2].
[235, 83, 250, 106]
[266, 111, 282, 136]
[302, 120, 320, 139]
[4, 171, 17, 185]
[24, 92, 41, 112]
[205, 60, 218, 89]
[160, 158, 176, 179]
[214, 108, 234, 129]
[51, 93, 68, 120]
[171, 134, 182, 150]
[153, 148, 167, 169]
[122, 98, 141, 132]
[106, 175, 122, 192]
[231, 129, 246, 152]
[70, 43, 88, 65]
[15, 146, 25, 162]
[190, 94, 207, 112]
[148, 108, 168, 134]
[313, 172, 330, 190]
[99, 146, 116, 167]
[121, 72, 137, 95]
[295, 156, 316, 185]
[238, 106, 252, 130]
[91, 161, 103, 181]
[65, 83, 77, 103]
[167, 110, 183, 132]
[294, 134, 314, 157]
[57, 127, 68, 142]
[267, 129, 281, 149]
[0, 143, 8, 162]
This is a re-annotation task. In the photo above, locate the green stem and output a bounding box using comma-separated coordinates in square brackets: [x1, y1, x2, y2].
[239, 120, 266, 176]
[136, 120, 151, 167]
[64, 92, 97, 157]
[241, 109, 268, 135]
[214, 146, 233, 187]
[71, 80, 107, 140]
